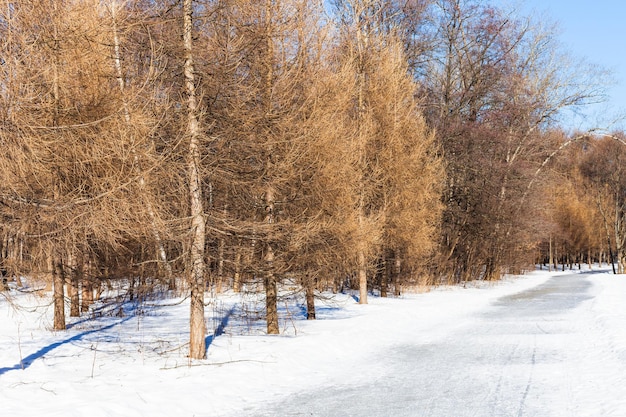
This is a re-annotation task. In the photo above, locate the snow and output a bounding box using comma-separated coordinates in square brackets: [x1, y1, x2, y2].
[1, 267, 626, 416]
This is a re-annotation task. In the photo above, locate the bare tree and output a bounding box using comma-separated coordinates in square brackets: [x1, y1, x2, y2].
[401, 0, 609, 281]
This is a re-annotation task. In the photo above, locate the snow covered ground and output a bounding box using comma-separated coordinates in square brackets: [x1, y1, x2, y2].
[1, 267, 625, 416]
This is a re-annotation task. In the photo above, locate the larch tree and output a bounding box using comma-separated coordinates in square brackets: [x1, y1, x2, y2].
[181, 0, 207, 359]
[0, 0, 159, 328]
[330, 0, 443, 300]
[103, 0, 175, 290]
[201, 0, 331, 333]
[331, 0, 386, 304]
[366, 40, 443, 293]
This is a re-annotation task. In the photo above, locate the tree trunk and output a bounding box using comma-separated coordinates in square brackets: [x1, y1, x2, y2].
[261, 0, 279, 334]
[264, 191, 279, 334]
[69, 259, 80, 318]
[81, 281, 92, 313]
[216, 236, 225, 293]
[0, 235, 7, 290]
[265, 247, 279, 334]
[380, 253, 391, 298]
[358, 248, 368, 304]
[393, 258, 402, 297]
[15, 235, 23, 288]
[0, 266, 7, 291]
[618, 246, 626, 275]
[81, 257, 93, 313]
[66, 249, 80, 317]
[51, 3, 64, 331]
[52, 255, 66, 330]
[216, 204, 228, 293]
[233, 243, 242, 293]
[184, 0, 206, 360]
[305, 276, 316, 320]
[548, 235, 554, 272]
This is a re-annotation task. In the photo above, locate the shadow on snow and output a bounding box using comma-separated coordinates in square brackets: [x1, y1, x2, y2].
[205, 306, 236, 353]
[0, 317, 132, 376]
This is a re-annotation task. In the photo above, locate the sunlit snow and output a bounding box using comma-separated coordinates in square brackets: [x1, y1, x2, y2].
[2, 266, 625, 416]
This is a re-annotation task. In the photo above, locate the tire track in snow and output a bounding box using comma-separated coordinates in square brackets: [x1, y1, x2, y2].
[516, 341, 536, 417]
[485, 340, 518, 416]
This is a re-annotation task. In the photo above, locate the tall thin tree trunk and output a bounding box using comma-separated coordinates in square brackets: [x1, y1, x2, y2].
[0, 240, 7, 288]
[355, 4, 369, 305]
[233, 242, 242, 293]
[52, 254, 66, 330]
[81, 280, 91, 313]
[393, 257, 402, 296]
[381, 253, 390, 298]
[15, 235, 23, 288]
[548, 234, 553, 272]
[357, 247, 367, 304]
[305, 275, 316, 320]
[215, 205, 227, 293]
[216, 238, 225, 294]
[262, 0, 279, 334]
[265, 245, 279, 334]
[184, 0, 207, 360]
[15, 234, 24, 288]
[608, 236, 616, 274]
[68, 251, 80, 317]
[554, 245, 559, 271]
[615, 205, 624, 274]
[51, 5, 65, 331]
[81, 256, 93, 313]
[264, 188, 279, 334]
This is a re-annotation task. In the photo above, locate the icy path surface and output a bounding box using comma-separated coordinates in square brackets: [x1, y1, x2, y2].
[248, 273, 626, 417]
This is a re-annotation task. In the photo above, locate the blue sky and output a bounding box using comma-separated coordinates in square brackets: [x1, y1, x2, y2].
[509, 0, 626, 131]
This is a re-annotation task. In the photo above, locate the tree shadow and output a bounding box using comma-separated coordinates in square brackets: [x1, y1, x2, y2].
[205, 306, 235, 352]
[0, 317, 131, 376]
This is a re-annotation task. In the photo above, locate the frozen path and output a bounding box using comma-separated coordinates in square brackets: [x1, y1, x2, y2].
[250, 273, 626, 417]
